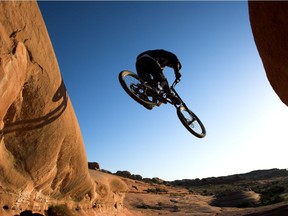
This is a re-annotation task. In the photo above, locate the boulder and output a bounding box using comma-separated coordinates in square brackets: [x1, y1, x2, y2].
[88, 162, 100, 170]
[115, 171, 132, 179]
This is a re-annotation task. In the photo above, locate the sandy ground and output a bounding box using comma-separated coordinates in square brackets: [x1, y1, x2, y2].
[120, 176, 288, 216]
[1, 172, 287, 216]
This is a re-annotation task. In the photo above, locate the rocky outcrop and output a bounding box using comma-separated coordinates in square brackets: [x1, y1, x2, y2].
[0, 1, 126, 215]
[88, 162, 100, 170]
[249, 1, 288, 106]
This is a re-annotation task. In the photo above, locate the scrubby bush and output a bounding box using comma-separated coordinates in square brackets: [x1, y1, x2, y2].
[253, 184, 286, 206]
[260, 185, 285, 205]
[46, 205, 74, 216]
[145, 187, 168, 194]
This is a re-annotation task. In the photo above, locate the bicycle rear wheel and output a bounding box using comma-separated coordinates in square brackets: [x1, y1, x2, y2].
[119, 70, 157, 106]
[177, 106, 206, 138]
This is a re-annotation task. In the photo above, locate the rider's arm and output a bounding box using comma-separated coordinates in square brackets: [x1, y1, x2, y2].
[163, 50, 182, 80]
[174, 63, 182, 80]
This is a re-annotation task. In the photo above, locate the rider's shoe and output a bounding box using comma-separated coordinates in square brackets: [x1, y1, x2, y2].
[166, 92, 181, 105]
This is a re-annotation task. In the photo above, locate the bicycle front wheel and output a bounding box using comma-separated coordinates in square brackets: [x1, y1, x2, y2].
[119, 70, 157, 106]
[177, 106, 206, 138]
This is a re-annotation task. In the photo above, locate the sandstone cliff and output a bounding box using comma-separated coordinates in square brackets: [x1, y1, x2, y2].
[249, 1, 288, 107]
[0, 1, 126, 215]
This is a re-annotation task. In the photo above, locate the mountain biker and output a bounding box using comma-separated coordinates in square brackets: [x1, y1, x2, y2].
[136, 49, 182, 110]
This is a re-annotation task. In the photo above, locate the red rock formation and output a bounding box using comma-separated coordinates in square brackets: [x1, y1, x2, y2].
[0, 1, 126, 215]
[249, 1, 288, 106]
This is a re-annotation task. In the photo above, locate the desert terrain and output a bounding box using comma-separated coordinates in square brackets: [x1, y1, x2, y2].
[2, 167, 288, 216]
[1, 1, 288, 215]
[108, 168, 288, 216]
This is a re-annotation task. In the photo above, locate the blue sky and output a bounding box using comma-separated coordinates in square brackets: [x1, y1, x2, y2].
[38, 1, 288, 181]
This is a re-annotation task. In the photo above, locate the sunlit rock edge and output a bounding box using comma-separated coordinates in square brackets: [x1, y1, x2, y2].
[0, 1, 127, 215]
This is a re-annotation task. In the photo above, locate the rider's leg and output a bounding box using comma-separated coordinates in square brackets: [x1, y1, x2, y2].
[157, 72, 181, 105]
[151, 71, 181, 105]
[135, 57, 160, 110]
[136, 57, 160, 87]
[159, 79, 170, 93]
[136, 58, 180, 105]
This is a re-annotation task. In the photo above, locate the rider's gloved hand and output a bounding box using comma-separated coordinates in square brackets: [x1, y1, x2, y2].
[176, 72, 181, 81]
[173, 62, 182, 82]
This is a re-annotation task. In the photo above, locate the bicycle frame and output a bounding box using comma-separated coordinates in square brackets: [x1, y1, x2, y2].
[140, 78, 189, 111]
[170, 80, 184, 106]
[166, 80, 188, 110]
[170, 80, 200, 127]
[119, 70, 206, 137]
[157, 80, 197, 124]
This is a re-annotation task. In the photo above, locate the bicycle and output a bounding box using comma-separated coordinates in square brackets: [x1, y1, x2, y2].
[118, 70, 206, 138]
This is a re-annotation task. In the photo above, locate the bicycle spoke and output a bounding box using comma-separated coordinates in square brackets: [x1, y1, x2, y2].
[119, 71, 157, 106]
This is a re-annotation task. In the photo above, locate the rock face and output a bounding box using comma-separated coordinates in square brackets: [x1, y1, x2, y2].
[0, 1, 126, 215]
[249, 1, 288, 106]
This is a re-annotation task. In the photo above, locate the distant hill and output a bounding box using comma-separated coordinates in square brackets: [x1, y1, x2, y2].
[89, 163, 288, 187]
[170, 168, 288, 187]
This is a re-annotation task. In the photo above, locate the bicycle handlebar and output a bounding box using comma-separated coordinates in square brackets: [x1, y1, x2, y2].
[171, 79, 180, 88]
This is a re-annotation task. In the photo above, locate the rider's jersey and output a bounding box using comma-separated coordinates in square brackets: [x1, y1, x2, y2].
[137, 49, 182, 72]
